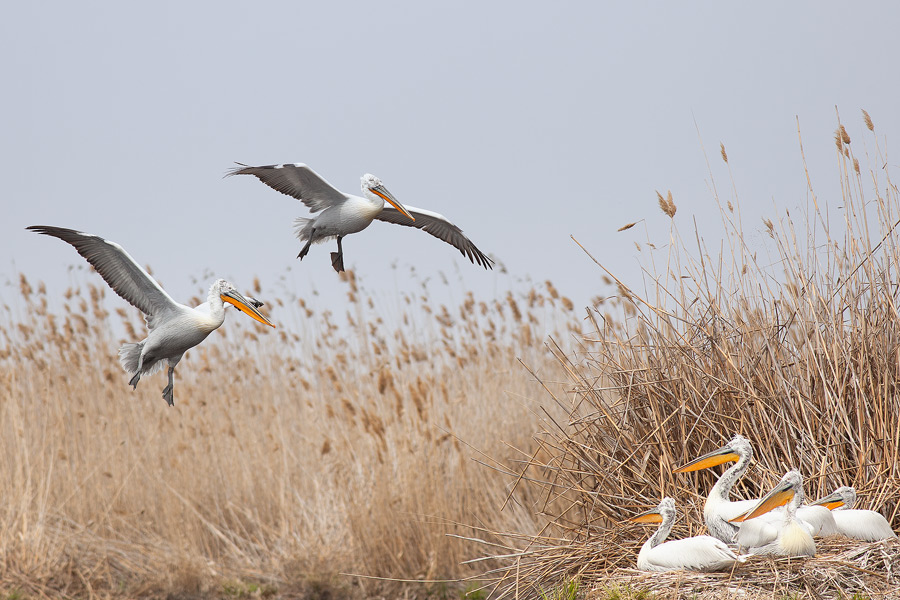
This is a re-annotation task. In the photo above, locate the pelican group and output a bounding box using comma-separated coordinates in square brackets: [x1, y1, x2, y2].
[730, 470, 816, 557]
[27, 226, 275, 406]
[812, 487, 897, 541]
[227, 163, 494, 272]
[627, 497, 746, 572]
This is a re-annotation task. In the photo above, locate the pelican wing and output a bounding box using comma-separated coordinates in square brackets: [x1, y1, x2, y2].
[644, 537, 741, 572]
[27, 226, 179, 322]
[374, 206, 494, 269]
[227, 163, 346, 213]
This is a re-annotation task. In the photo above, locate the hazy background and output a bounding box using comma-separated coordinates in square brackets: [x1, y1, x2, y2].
[2, 1, 898, 315]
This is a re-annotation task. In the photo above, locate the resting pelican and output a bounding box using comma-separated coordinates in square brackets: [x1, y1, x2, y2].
[730, 469, 816, 557]
[673, 434, 759, 542]
[227, 163, 494, 272]
[627, 497, 747, 572]
[733, 486, 837, 550]
[27, 226, 275, 406]
[811, 487, 897, 541]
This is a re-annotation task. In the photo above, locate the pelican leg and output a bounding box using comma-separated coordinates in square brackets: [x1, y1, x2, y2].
[330, 236, 345, 272]
[161, 366, 175, 407]
[297, 238, 313, 260]
[129, 355, 143, 390]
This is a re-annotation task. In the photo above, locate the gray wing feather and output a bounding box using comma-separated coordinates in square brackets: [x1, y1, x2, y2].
[27, 226, 179, 321]
[227, 162, 346, 213]
[374, 206, 494, 269]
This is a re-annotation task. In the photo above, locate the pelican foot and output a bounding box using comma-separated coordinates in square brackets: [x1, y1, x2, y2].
[161, 384, 174, 407]
[129, 372, 141, 390]
[297, 241, 312, 260]
[330, 252, 345, 273]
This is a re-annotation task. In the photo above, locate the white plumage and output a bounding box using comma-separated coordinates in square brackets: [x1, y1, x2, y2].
[28, 226, 275, 406]
[811, 487, 897, 542]
[628, 497, 746, 572]
[228, 163, 494, 272]
[731, 469, 816, 557]
[673, 434, 761, 543]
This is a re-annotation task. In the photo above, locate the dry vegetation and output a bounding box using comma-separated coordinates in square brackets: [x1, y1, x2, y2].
[3, 111, 900, 600]
[0, 265, 578, 599]
[471, 111, 900, 599]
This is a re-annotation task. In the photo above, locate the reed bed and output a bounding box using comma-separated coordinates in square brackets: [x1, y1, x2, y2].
[0, 265, 577, 598]
[475, 112, 900, 599]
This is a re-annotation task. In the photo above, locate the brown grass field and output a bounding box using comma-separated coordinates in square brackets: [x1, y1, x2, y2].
[3, 111, 900, 600]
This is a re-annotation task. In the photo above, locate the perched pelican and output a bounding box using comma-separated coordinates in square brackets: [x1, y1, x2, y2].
[627, 497, 747, 572]
[27, 226, 275, 406]
[730, 470, 816, 557]
[811, 487, 897, 541]
[673, 434, 759, 542]
[227, 163, 494, 272]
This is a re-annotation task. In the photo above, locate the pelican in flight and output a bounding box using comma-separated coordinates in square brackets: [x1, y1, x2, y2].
[627, 497, 747, 572]
[730, 470, 816, 557]
[227, 163, 494, 272]
[673, 434, 760, 542]
[811, 487, 897, 541]
[27, 226, 275, 406]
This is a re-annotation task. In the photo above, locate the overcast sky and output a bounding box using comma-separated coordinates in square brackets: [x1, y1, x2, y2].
[2, 2, 898, 321]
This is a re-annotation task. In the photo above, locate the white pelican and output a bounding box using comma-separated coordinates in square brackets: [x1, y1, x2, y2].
[673, 434, 760, 542]
[733, 488, 837, 550]
[627, 497, 747, 572]
[730, 469, 816, 557]
[227, 163, 494, 272]
[27, 226, 275, 406]
[811, 487, 897, 541]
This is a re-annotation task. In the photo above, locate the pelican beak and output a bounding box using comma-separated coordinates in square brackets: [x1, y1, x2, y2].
[371, 185, 415, 222]
[221, 290, 276, 328]
[810, 491, 845, 511]
[673, 445, 742, 473]
[626, 508, 664, 524]
[730, 480, 795, 523]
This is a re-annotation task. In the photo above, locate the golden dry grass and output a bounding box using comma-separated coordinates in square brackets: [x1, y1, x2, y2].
[0, 266, 577, 599]
[472, 111, 900, 599]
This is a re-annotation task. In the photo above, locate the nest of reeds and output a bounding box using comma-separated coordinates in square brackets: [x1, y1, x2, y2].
[590, 538, 900, 600]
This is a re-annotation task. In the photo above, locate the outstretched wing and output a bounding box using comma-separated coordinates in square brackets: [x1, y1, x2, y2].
[27, 226, 180, 321]
[227, 162, 347, 213]
[374, 206, 494, 269]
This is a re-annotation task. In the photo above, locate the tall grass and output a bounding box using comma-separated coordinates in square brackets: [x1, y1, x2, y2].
[0, 265, 577, 597]
[477, 112, 900, 598]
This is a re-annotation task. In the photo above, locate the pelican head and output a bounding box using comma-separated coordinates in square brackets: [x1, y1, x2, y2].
[627, 497, 676, 525]
[213, 279, 275, 328]
[731, 469, 803, 523]
[673, 434, 753, 473]
[361, 173, 415, 222]
[811, 486, 857, 510]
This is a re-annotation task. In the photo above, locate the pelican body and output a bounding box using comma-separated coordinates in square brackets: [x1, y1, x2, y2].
[28, 226, 275, 406]
[227, 163, 494, 272]
[731, 470, 816, 557]
[627, 497, 746, 572]
[812, 487, 897, 541]
[673, 434, 759, 542]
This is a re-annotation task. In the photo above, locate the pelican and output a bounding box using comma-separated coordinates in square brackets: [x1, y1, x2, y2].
[27, 226, 275, 406]
[627, 497, 747, 572]
[227, 163, 494, 272]
[673, 434, 759, 542]
[730, 469, 816, 557]
[733, 486, 837, 550]
[811, 487, 897, 541]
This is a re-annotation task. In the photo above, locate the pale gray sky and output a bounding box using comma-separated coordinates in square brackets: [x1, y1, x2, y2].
[2, 2, 898, 316]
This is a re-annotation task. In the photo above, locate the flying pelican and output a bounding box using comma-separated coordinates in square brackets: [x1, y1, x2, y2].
[27, 226, 275, 406]
[673, 434, 760, 543]
[627, 497, 747, 572]
[811, 487, 897, 541]
[227, 163, 494, 272]
[730, 469, 816, 557]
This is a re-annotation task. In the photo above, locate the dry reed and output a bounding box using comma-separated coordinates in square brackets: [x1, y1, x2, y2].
[0, 266, 577, 598]
[473, 112, 900, 599]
